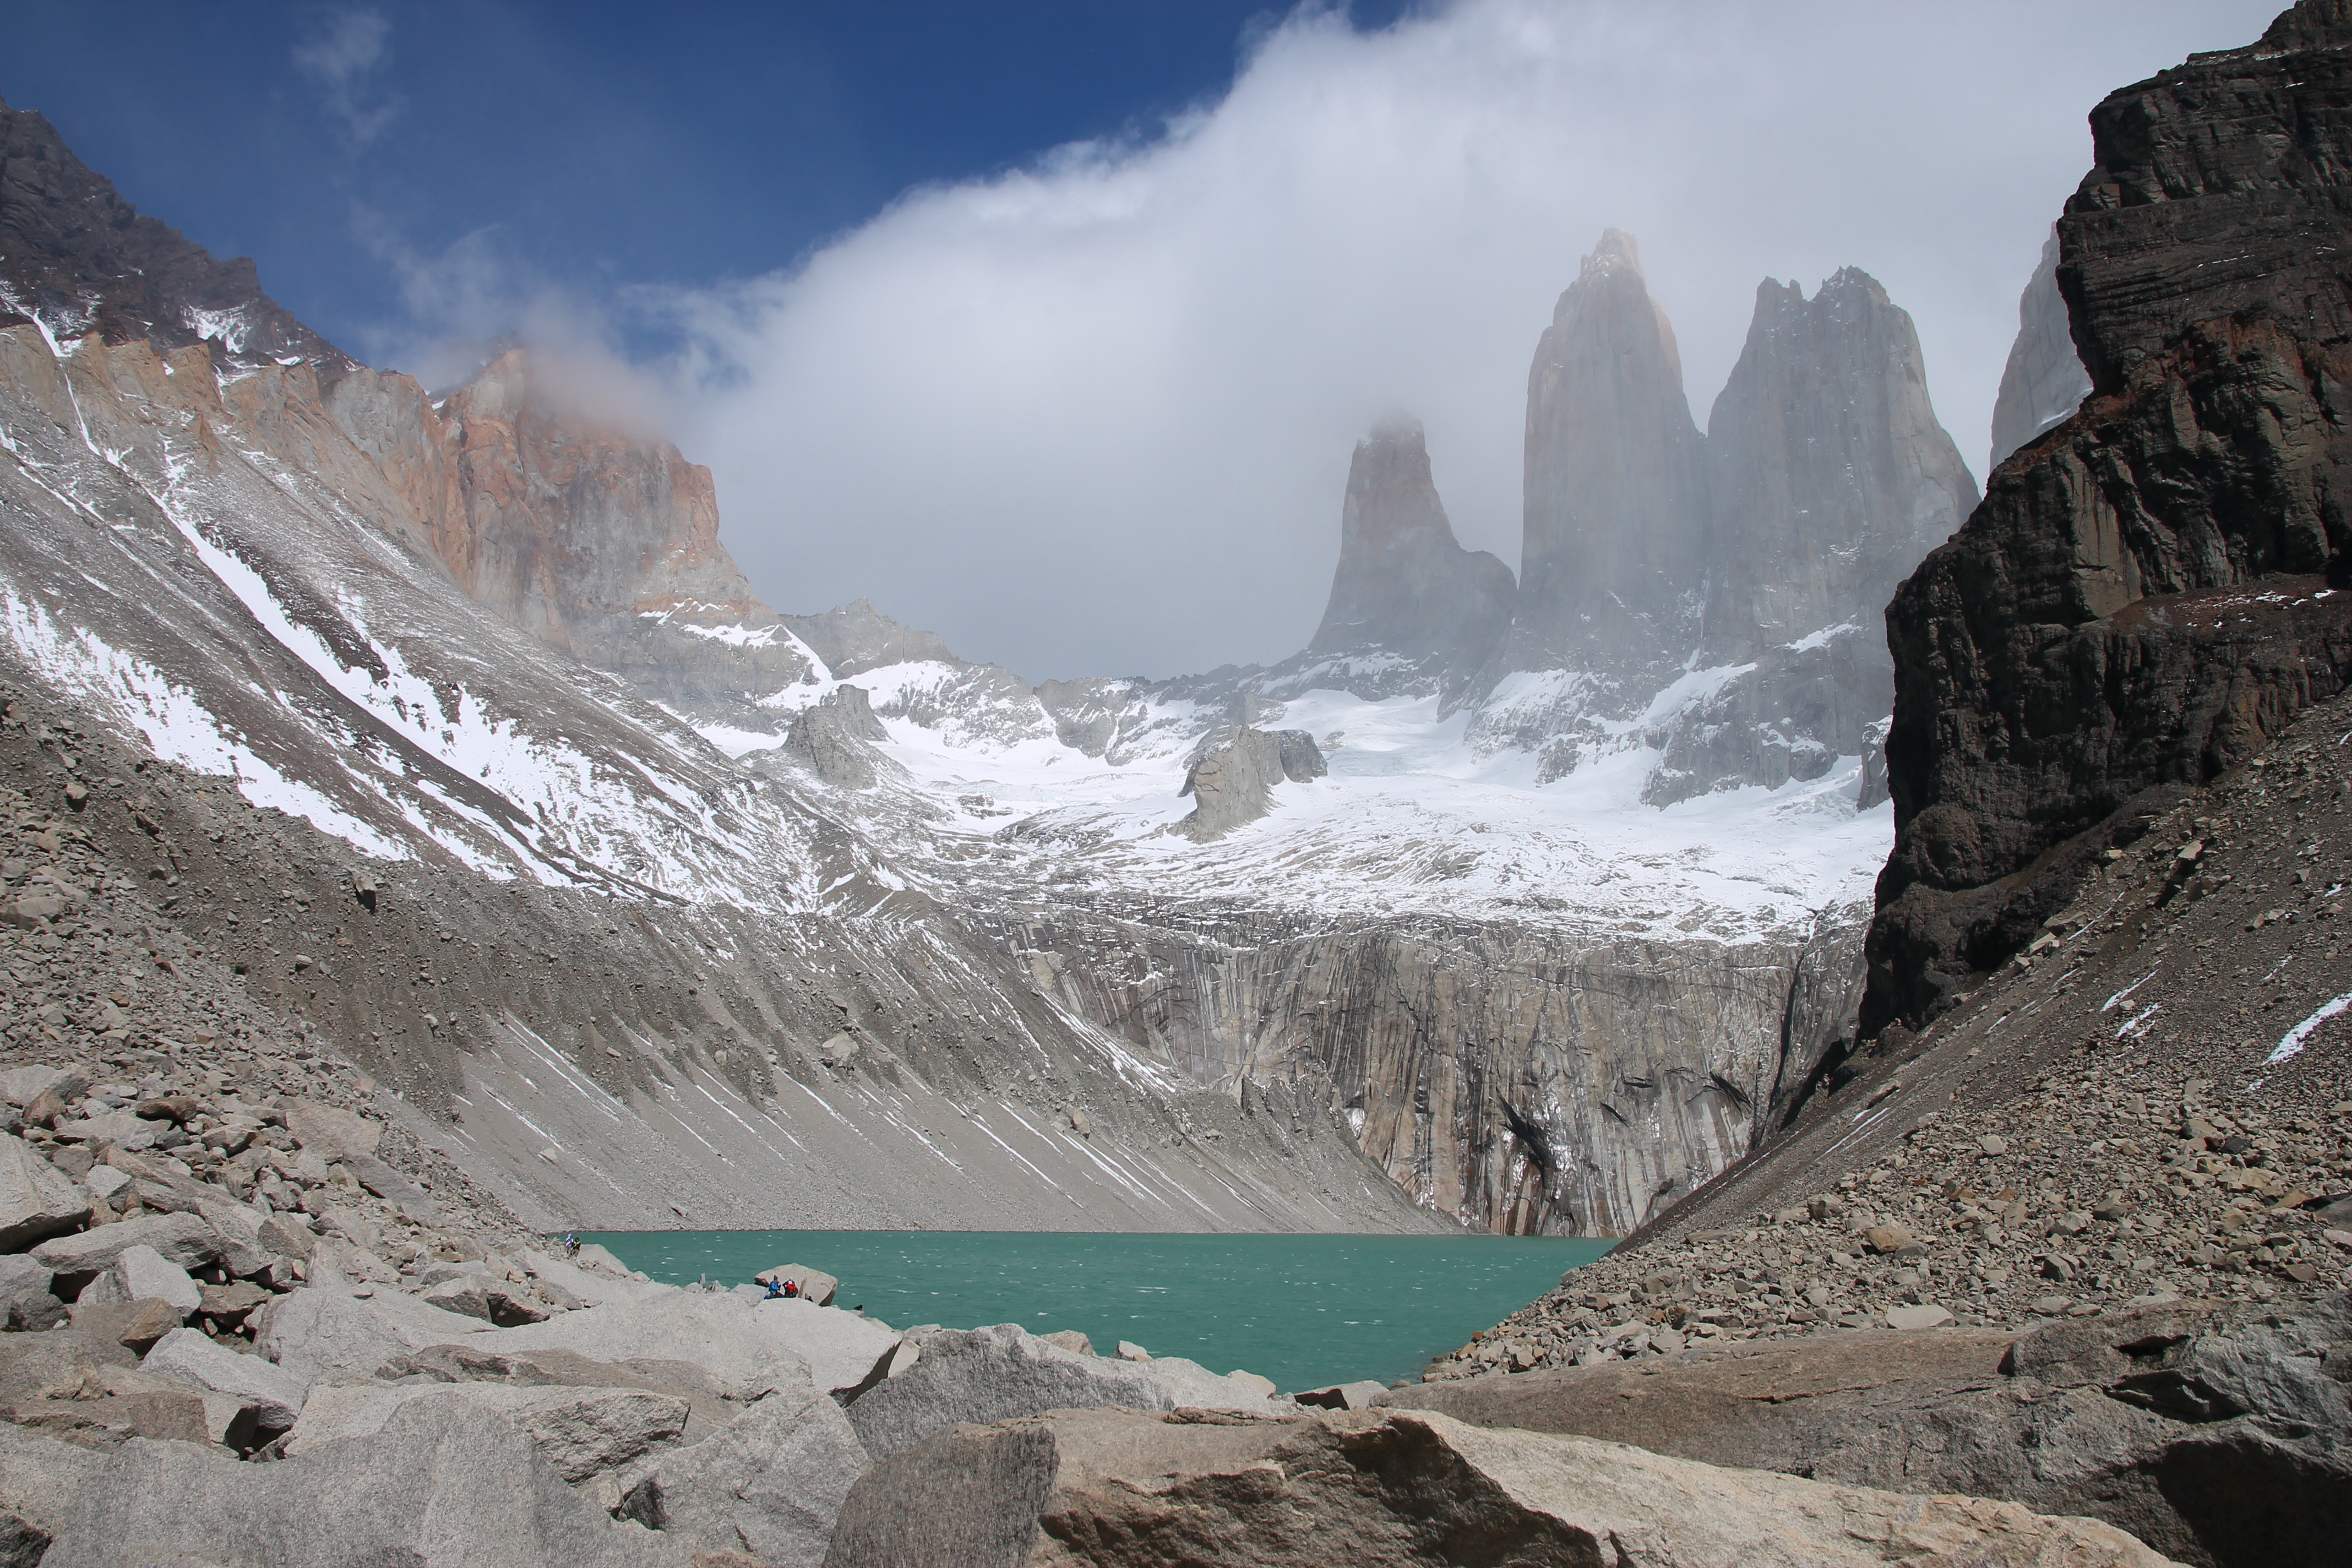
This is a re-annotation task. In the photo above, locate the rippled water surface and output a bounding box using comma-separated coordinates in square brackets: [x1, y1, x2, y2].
[581, 1230, 1613, 1392]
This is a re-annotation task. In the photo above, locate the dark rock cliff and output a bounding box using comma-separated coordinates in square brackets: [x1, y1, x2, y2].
[0, 94, 350, 377]
[1305, 416, 1513, 696]
[1865, 0, 2352, 1031]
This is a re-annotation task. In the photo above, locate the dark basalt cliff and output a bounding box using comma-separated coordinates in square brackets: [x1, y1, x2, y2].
[1865, 0, 2352, 1031]
[0, 95, 349, 377]
[1305, 416, 1513, 694]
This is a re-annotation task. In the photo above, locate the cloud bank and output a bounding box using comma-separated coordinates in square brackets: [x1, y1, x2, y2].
[661, 0, 2276, 682]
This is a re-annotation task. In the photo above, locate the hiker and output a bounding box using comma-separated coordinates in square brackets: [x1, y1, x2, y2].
[764, 1277, 785, 1299]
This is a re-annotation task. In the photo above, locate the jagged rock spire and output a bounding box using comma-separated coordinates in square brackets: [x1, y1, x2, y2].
[1986, 228, 2092, 472]
[1308, 414, 1513, 684]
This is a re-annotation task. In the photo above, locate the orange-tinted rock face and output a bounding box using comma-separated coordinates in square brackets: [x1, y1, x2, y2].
[321, 348, 815, 726]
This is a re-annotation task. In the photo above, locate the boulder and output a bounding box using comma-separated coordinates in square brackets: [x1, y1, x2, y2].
[66, 1297, 184, 1363]
[39, 1398, 688, 1567]
[1038, 1330, 1093, 1357]
[1294, 1379, 1387, 1411]
[844, 1324, 1178, 1461]
[824, 1406, 2174, 1568]
[281, 1099, 380, 1162]
[0, 1067, 83, 1110]
[400, 1344, 739, 1444]
[422, 1273, 554, 1326]
[0, 1422, 108, 1562]
[75, 1243, 201, 1316]
[752, 1263, 839, 1306]
[252, 1288, 488, 1389]
[618, 1381, 869, 1567]
[31, 1211, 218, 1280]
[0, 1253, 61, 1331]
[459, 1292, 814, 1396]
[141, 1327, 307, 1434]
[286, 1381, 689, 1484]
[0, 1130, 88, 1251]
[745, 1298, 895, 1395]
[1389, 1302, 2352, 1568]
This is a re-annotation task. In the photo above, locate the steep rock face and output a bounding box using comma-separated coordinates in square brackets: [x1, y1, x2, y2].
[1703, 270, 1977, 662]
[989, 902, 1865, 1236]
[774, 685, 894, 790]
[1305, 416, 1513, 697]
[1866, 0, 2352, 1031]
[782, 597, 957, 679]
[0, 95, 349, 377]
[320, 350, 822, 729]
[1511, 230, 1711, 692]
[1987, 229, 2094, 471]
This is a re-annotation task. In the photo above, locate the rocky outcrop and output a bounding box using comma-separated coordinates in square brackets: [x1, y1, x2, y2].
[1866, 0, 2352, 1030]
[1510, 230, 1711, 694]
[0, 94, 350, 377]
[1174, 726, 1326, 841]
[1397, 1298, 2349, 1568]
[1305, 416, 1513, 697]
[773, 685, 893, 789]
[1988, 228, 2093, 471]
[826, 1404, 2174, 1568]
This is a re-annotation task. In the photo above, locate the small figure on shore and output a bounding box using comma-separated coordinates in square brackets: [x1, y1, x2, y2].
[764, 1278, 785, 1299]
[562, 1233, 579, 1255]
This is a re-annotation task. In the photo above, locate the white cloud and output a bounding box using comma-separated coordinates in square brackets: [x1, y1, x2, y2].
[293, 7, 404, 145]
[656, 0, 2279, 681]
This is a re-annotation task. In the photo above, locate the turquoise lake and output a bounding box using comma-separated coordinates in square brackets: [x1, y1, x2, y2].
[581, 1231, 1612, 1392]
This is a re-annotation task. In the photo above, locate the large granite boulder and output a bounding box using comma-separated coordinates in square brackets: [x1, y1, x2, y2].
[617, 1380, 870, 1567]
[38, 1398, 686, 1567]
[0, 1131, 86, 1252]
[140, 1327, 307, 1435]
[845, 1323, 1277, 1462]
[1388, 1296, 2351, 1568]
[453, 1291, 821, 1395]
[824, 1406, 2175, 1568]
[0, 1421, 110, 1565]
[252, 1288, 489, 1389]
[285, 1381, 688, 1485]
[31, 1211, 218, 1283]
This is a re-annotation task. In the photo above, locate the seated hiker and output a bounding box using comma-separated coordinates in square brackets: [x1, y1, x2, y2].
[782, 1278, 801, 1298]
[764, 1277, 785, 1299]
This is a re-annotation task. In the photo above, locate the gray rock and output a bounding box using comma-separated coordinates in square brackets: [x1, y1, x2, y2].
[1295, 1379, 1388, 1411]
[287, 1381, 689, 1485]
[1987, 226, 2093, 472]
[39, 1398, 687, 1567]
[0, 1253, 61, 1331]
[1038, 1329, 1093, 1357]
[31, 1211, 216, 1280]
[619, 1381, 869, 1567]
[775, 688, 894, 790]
[0, 1421, 108, 1561]
[75, 1243, 200, 1315]
[140, 1327, 307, 1434]
[1304, 415, 1516, 694]
[751, 1262, 840, 1307]
[825, 1406, 2170, 1568]
[845, 1323, 1176, 1461]
[460, 1291, 814, 1396]
[0, 1067, 84, 1110]
[782, 597, 957, 679]
[0, 1130, 88, 1251]
[1175, 726, 1325, 841]
[252, 1288, 487, 1388]
[422, 1273, 554, 1326]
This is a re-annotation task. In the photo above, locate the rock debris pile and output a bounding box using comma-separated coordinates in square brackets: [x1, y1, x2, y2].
[1432, 1071, 2351, 1378]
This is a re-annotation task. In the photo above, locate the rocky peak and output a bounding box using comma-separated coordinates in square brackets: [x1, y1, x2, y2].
[1987, 228, 2093, 472]
[1703, 266, 1977, 661]
[0, 94, 350, 377]
[781, 597, 957, 679]
[1512, 228, 1711, 691]
[1176, 726, 1327, 841]
[1305, 415, 1513, 694]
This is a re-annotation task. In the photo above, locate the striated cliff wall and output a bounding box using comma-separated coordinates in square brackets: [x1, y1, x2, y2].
[1866, 0, 2352, 1031]
[987, 900, 1866, 1237]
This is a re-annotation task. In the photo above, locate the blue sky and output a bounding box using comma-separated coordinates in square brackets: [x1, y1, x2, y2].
[0, 3, 2289, 679]
[7, 2, 1401, 362]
